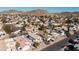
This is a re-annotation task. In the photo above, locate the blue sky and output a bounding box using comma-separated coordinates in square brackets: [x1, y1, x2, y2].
[0, 7, 79, 13]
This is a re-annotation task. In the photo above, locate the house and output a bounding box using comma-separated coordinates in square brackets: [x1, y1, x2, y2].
[3, 35, 33, 51]
[0, 40, 7, 51]
[0, 31, 6, 37]
[60, 30, 66, 36]
[15, 36, 32, 51]
[2, 35, 33, 51]
[0, 22, 3, 30]
[51, 31, 60, 39]
[26, 25, 34, 33]
[12, 24, 23, 31]
[62, 25, 68, 31]
[27, 33, 42, 43]
[11, 30, 22, 37]
[77, 24, 79, 30]
[69, 25, 77, 31]
[4, 38, 16, 51]
[46, 35, 55, 42]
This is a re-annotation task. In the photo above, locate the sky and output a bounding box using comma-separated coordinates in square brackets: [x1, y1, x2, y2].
[0, 7, 79, 13]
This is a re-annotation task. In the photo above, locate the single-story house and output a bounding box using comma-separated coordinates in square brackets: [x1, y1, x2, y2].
[4, 38, 16, 51]
[46, 35, 55, 42]
[0, 40, 7, 51]
[11, 30, 22, 37]
[51, 32, 60, 38]
[14, 36, 32, 51]
[0, 31, 6, 37]
[27, 33, 42, 43]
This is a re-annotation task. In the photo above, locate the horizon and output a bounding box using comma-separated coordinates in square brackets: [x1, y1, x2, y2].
[0, 7, 79, 13]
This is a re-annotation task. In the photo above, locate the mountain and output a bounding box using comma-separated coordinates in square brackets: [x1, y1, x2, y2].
[0, 9, 22, 14]
[0, 9, 79, 16]
[60, 12, 79, 15]
[25, 9, 49, 16]
[0, 9, 49, 16]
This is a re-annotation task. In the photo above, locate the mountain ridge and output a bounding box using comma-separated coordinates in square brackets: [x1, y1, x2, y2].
[0, 9, 79, 16]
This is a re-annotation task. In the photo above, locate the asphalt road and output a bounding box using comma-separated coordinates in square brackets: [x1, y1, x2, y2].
[41, 32, 79, 51]
[41, 38, 68, 51]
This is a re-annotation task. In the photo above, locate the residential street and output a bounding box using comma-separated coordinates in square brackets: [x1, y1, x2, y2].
[41, 32, 79, 51]
[41, 38, 68, 51]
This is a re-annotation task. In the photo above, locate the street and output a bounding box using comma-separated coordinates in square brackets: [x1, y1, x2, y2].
[41, 38, 68, 51]
[41, 32, 79, 51]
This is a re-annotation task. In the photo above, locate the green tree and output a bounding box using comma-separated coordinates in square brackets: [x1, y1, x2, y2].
[64, 30, 70, 37]
[15, 42, 20, 49]
[2, 24, 13, 34]
[1, 17, 7, 23]
[21, 26, 26, 31]
[21, 22, 26, 31]
[38, 25, 46, 31]
[33, 42, 40, 48]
